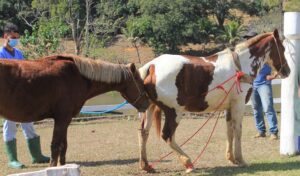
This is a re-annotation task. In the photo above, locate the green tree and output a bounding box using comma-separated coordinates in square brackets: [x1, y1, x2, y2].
[20, 18, 69, 58]
[232, 0, 280, 16]
[0, 0, 32, 35]
[93, 0, 129, 47]
[30, 0, 87, 55]
[203, 0, 233, 29]
[125, 0, 214, 55]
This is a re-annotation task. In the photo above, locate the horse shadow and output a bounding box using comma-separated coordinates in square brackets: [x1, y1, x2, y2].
[69, 158, 172, 168]
[193, 160, 300, 176]
[69, 158, 138, 167]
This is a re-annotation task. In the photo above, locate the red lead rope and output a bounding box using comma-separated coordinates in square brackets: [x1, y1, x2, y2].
[206, 71, 244, 95]
[149, 71, 245, 169]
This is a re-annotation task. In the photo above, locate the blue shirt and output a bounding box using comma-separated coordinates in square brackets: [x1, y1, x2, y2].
[253, 64, 272, 88]
[0, 47, 24, 60]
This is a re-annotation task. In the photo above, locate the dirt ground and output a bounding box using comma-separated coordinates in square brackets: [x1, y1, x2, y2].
[1, 115, 300, 176]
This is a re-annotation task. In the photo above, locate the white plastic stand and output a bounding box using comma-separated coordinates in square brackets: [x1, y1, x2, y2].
[7, 164, 80, 176]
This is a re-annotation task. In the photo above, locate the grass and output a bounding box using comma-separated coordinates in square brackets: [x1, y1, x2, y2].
[1, 115, 300, 176]
[199, 158, 300, 176]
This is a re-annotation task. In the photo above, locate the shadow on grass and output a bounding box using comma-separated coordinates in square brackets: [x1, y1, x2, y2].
[196, 160, 300, 176]
[69, 158, 138, 167]
[69, 158, 172, 167]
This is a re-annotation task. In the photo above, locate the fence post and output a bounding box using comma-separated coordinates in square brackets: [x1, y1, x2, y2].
[280, 1, 300, 155]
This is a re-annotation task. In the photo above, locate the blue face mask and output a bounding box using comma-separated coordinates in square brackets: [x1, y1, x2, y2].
[8, 39, 19, 47]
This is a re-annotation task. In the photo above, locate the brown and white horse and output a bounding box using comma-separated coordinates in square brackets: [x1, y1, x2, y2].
[138, 29, 290, 173]
[0, 54, 149, 166]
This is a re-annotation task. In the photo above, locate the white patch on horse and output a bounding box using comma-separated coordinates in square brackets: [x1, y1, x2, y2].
[236, 48, 253, 76]
[204, 49, 237, 111]
[175, 111, 183, 124]
[146, 54, 190, 109]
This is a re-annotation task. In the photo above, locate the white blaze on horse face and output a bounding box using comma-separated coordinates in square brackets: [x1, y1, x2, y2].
[150, 54, 190, 109]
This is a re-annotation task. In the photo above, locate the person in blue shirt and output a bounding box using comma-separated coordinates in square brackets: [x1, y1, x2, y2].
[243, 31, 278, 140]
[0, 23, 50, 169]
[251, 63, 278, 140]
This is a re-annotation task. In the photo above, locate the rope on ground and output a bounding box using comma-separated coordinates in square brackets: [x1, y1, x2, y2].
[79, 101, 128, 115]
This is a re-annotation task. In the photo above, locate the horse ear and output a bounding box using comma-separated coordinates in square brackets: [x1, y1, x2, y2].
[274, 29, 279, 38]
[127, 63, 137, 73]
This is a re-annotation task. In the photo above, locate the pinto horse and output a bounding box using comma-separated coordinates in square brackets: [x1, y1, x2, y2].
[0, 54, 149, 166]
[138, 29, 290, 173]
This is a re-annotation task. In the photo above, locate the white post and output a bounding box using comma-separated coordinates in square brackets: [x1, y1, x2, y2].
[280, 12, 300, 155]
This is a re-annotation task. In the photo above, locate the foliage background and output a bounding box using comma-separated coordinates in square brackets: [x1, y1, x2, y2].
[0, 0, 281, 59]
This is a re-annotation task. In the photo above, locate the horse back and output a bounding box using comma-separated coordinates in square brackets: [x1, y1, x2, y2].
[0, 58, 87, 122]
[141, 54, 218, 111]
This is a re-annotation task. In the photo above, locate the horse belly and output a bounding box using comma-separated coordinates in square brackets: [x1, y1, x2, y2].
[204, 83, 250, 113]
[0, 79, 58, 122]
[203, 92, 231, 112]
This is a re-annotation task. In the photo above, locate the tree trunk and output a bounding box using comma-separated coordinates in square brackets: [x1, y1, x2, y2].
[84, 0, 92, 56]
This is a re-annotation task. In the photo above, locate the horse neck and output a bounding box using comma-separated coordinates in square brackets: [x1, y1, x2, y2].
[236, 41, 271, 77]
[85, 72, 129, 100]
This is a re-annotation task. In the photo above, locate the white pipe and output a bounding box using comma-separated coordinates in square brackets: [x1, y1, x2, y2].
[280, 12, 300, 155]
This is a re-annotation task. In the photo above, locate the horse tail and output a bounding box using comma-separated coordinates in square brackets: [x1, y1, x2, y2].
[152, 105, 162, 137]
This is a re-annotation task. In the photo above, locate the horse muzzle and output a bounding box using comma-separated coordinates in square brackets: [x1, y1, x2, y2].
[131, 92, 150, 112]
[137, 101, 150, 112]
[280, 66, 291, 78]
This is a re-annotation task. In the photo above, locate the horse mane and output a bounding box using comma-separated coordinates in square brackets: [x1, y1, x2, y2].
[44, 54, 130, 83]
[235, 32, 273, 52]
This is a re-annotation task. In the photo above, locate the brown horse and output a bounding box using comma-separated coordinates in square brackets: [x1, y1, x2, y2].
[138, 29, 290, 173]
[0, 54, 149, 166]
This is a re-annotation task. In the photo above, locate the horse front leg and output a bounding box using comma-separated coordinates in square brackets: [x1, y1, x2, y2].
[230, 101, 247, 166]
[50, 118, 70, 166]
[162, 109, 193, 173]
[59, 127, 69, 165]
[138, 104, 156, 172]
[225, 109, 235, 164]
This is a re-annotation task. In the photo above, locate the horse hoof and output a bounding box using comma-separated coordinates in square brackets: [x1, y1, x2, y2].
[185, 163, 194, 173]
[228, 160, 248, 167]
[142, 165, 156, 173]
[237, 161, 248, 167]
[186, 168, 194, 173]
[228, 159, 237, 165]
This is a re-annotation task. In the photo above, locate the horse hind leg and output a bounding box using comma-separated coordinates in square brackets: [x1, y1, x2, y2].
[167, 134, 194, 173]
[138, 104, 157, 172]
[162, 109, 193, 173]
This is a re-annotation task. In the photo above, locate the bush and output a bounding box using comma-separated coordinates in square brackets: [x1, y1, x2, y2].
[20, 18, 69, 59]
[124, 0, 213, 55]
[246, 0, 280, 16]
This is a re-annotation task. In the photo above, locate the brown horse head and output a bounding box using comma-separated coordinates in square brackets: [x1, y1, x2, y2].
[268, 29, 290, 78]
[120, 63, 149, 112]
[238, 29, 290, 78]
